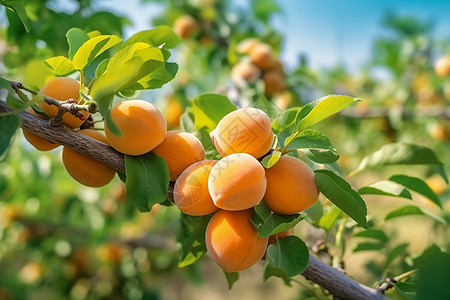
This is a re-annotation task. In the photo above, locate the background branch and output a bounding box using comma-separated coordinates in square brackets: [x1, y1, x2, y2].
[0, 99, 387, 300]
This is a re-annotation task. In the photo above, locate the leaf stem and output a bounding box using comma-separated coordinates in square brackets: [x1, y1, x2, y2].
[281, 130, 300, 155]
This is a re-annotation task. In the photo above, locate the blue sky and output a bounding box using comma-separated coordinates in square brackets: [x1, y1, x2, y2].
[88, 0, 450, 71]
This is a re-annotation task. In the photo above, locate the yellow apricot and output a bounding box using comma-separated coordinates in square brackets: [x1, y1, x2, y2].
[22, 108, 59, 151]
[38, 77, 89, 129]
[153, 130, 205, 181]
[236, 38, 260, 54]
[434, 55, 450, 77]
[263, 70, 286, 97]
[105, 100, 167, 156]
[205, 209, 268, 272]
[165, 96, 183, 128]
[231, 61, 261, 83]
[173, 15, 199, 40]
[250, 43, 277, 70]
[264, 155, 319, 215]
[174, 160, 218, 216]
[62, 129, 116, 187]
[208, 153, 266, 211]
[214, 108, 273, 158]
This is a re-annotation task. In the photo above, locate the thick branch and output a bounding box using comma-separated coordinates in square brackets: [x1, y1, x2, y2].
[0, 99, 386, 300]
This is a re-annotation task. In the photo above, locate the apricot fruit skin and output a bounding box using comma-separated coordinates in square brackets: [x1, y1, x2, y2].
[231, 61, 261, 83]
[434, 55, 450, 78]
[263, 70, 286, 97]
[174, 160, 218, 216]
[205, 209, 268, 272]
[264, 155, 319, 215]
[62, 129, 116, 187]
[105, 100, 167, 156]
[22, 108, 59, 151]
[208, 153, 266, 211]
[153, 130, 206, 181]
[214, 108, 273, 158]
[38, 77, 89, 129]
[250, 43, 276, 70]
[173, 15, 199, 40]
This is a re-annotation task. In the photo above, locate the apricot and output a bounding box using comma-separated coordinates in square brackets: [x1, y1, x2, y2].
[105, 100, 167, 156]
[173, 160, 218, 216]
[263, 70, 286, 97]
[165, 96, 183, 128]
[62, 129, 116, 187]
[250, 43, 277, 70]
[264, 155, 319, 215]
[208, 153, 266, 211]
[38, 77, 89, 129]
[205, 209, 268, 272]
[231, 61, 261, 83]
[214, 108, 273, 158]
[173, 15, 199, 40]
[22, 108, 59, 151]
[153, 130, 205, 181]
[236, 38, 260, 55]
[434, 55, 450, 77]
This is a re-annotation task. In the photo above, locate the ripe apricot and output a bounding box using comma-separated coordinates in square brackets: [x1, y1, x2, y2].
[214, 108, 273, 158]
[236, 38, 260, 54]
[264, 155, 319, 215]
[173, 15, 199, 40]
[165, 96, 183, 128]
[38, 77, 89, 129]
[250, 43, 276, 70]
[153, 130, 205, 181]
[174, 160, 218, 216]
[434, 55, 450, 77]
[205, 209, 268, 272]
[62, 129, 116, 187]
[105, 100, 167, 156]
[22, 108, 59, 151]
[208, 153, 266, 211]
[263, 70, 286, 97]
[231, 61, 261, 83]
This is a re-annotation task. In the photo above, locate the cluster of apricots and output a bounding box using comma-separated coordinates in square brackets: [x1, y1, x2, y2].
[231, 38, 290, 105]
[173, 107, 319, 272]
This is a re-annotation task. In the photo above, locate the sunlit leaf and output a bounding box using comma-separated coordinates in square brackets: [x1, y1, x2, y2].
[72, 35, 122, 71]
[385, 205, 446, 224]
[319, 206, 341, 232]
[44, 56, 76, 76]
[389, 175, 442, 208]
[178, 214, 211, 268]
[261, 150, 281, 168]
[66, 28, 90, 60]
[123, 26, 182, 49]
[192, 94, 236, 131]
[358, 180, 412, 199]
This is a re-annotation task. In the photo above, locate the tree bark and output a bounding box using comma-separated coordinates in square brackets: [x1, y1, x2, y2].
[0, 100, 388, 300]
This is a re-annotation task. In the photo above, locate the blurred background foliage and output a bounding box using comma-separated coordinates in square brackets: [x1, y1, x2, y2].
[0, 0, 449, 299]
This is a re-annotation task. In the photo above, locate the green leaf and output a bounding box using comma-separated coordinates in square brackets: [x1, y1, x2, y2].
[0, 113, 21, 161]
[272, 107, 299, 133]
[318, 206, 341, 232]
[251, 202, 304, 238]
[2, 0, 30, 32]
[192, 94, 236, 131]
[94, 58, 110, 78]
[315, 169, 367, 229]
[385, 205, 446, 224]
[122, 26, 182, 49]
[0, 77, 26, 110]
[389, 175, 442, 208]
[261, 150, 281, 168]
[393, 281, 416, 300]
[66, 28, 90, 60]
[353, 242, 385, 253]
[124, 152, 170, 212]
[44, 56, 76, 76]
[177, 214, 211, 268]
[193, 128, 221, 160]
[358, 180, 412, 199]
[263, 236, 309, 281]
[223, 271, 239, 290]
[288, 129, 340, 164]
[124, 62, 178, 91]
[296, 95, 360, 131]
[72, 34, 122, 71]
[386, 243, 409, 267]
[353, 229, 389, 242]
[180, 110, 195, 133]
[352, 142, 448, 183]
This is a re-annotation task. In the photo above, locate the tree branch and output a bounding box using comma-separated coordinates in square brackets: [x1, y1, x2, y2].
[0, 99, 387, 300]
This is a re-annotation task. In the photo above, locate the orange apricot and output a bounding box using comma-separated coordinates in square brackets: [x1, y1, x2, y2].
[22, 108, 59, 151]
[173, 160, 218, 216]
[250, 43, 277, 70]
[173, 15, 199, 40]
[153, 130, 205, 181]
[165, 96, 183, 128]
[38, 77, 89, 129]
[208, 153, 266, 211]
[263, 70, 286, 97]
[214, 108, 273, 158]
[264, 155, 319, 215]
[62, 129, 116, 187]
[434, 55, 450, 77]
[205, 209, 268, 272]
[231, 61, 261, 83]
[105, 100, 167, 156]
[236, 38, 260, 54]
